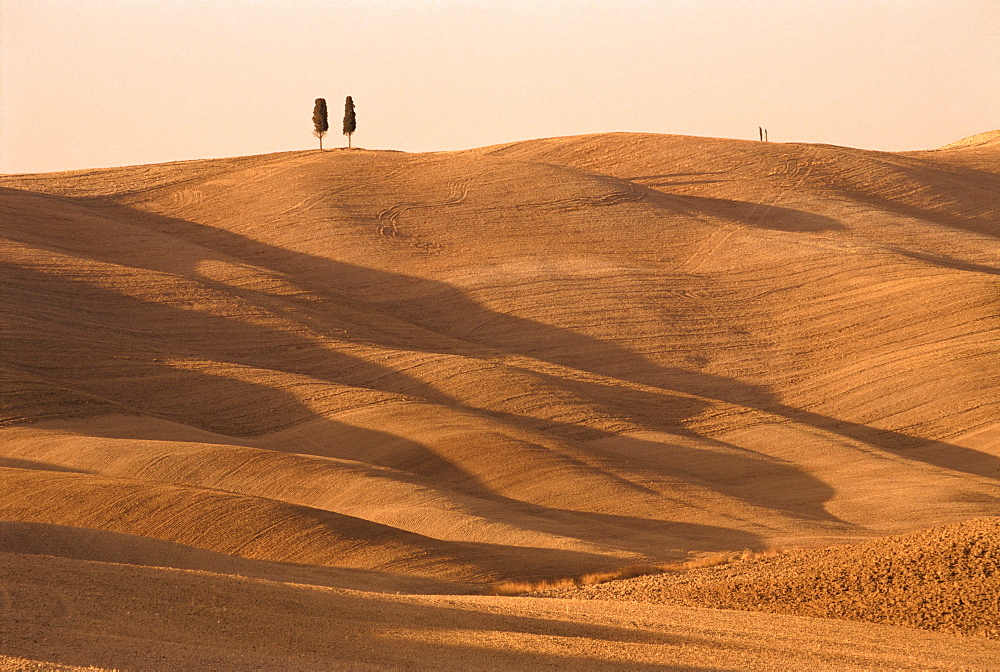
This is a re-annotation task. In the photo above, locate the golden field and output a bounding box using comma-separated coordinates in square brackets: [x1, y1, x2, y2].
[1, 129, 998, 669]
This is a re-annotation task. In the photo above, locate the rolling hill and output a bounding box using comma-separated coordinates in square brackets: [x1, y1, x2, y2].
[0, 130, 998, 668]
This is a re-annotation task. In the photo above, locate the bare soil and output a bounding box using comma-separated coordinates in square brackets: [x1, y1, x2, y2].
[530, 517, 1000, 639]
[1, 129, 998, 668]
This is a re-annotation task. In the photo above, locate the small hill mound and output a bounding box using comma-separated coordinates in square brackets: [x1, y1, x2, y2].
[0, 521, 453, 593]
[0, 467, 613, 583]
[937, 130, 1000, 150]
[531, 518, 1000, 638]
[914, 129, 1000, 170]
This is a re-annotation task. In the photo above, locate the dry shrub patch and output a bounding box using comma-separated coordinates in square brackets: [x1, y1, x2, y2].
[484, 550, 779, 596]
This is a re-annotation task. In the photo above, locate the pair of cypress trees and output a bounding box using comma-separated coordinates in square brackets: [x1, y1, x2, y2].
[313, 97, 356, 150]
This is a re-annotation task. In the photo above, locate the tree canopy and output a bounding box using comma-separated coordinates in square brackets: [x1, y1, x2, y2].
[312, 98, 329, 150]
[343, 96, 356, 148]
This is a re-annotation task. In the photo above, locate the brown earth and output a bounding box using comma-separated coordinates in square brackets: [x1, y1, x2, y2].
[0, 129, 998, 668]
[531, 517, 1000, 639]
[4, 550, 1000, 671]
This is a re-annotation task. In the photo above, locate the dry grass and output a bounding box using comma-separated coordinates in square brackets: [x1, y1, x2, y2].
[483, 549, 788, 596]
[0, 655, 120, 671]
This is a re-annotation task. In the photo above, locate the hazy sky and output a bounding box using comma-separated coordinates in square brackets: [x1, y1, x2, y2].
[2, 0, 997, 174]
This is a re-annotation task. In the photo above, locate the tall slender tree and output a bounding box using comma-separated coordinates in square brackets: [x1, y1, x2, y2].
[312, 98, 329, 150]
[343, 96, 357, 148]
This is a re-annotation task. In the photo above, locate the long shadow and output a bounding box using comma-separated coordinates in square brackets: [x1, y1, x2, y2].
[51, 411, 771, 559]
[468, 372, 844, 524]
[824, 155, 1000, 238]
[892, 247, 1000, 276]
[642, 188, 845, 233]
[0, 456, 91, 473]
[647, 367, 1000, 482]
[0, 261, 454, 434]
[0, 256, 769, 558]
[568, 427, 844, 525]
[292, 427, 779, 555]
[10, 186, 995, 480]
[509, 508, 768, 557]
[0, 521, 465, 594]
[3, 185, 996, 545]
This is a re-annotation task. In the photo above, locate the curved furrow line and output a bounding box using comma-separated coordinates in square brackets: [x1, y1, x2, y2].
[375, 178, 472, 241]
[0, 466, 599, 581]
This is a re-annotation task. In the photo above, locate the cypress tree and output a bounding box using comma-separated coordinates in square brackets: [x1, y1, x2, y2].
[343, 96, 357, 149]
[312, 98, 329, 150]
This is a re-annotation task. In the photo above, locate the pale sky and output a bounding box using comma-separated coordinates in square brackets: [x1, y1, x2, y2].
[1, 0, 997, 174]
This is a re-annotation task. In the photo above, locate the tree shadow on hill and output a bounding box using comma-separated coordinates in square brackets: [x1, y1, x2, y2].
[642, 188, 845, 233]
[0, 456, 92, 473]
[17, 190, 1000, 484]
[0, 520, 467, 595]
[3, 188, 997, 533]
[0, 257, 771, 558]
[891, 247, 1000, 276]
[646, 368, 1000, 483]
[827, 157, 1000, 239]
[267, 424, 779, 555]
[0, 261, 460, 434]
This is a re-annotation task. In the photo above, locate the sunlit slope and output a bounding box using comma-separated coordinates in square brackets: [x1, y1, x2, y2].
[1, 131, 998, 582]
[0, 520, 456, 594]
[918, 129, 1000, 171]
[533, 517, 1000, 639]
[0, 465, 629, 583]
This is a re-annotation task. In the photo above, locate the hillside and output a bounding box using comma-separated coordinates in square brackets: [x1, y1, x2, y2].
[1, 130, 998, 668]
[532, 517, 1000, 639]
